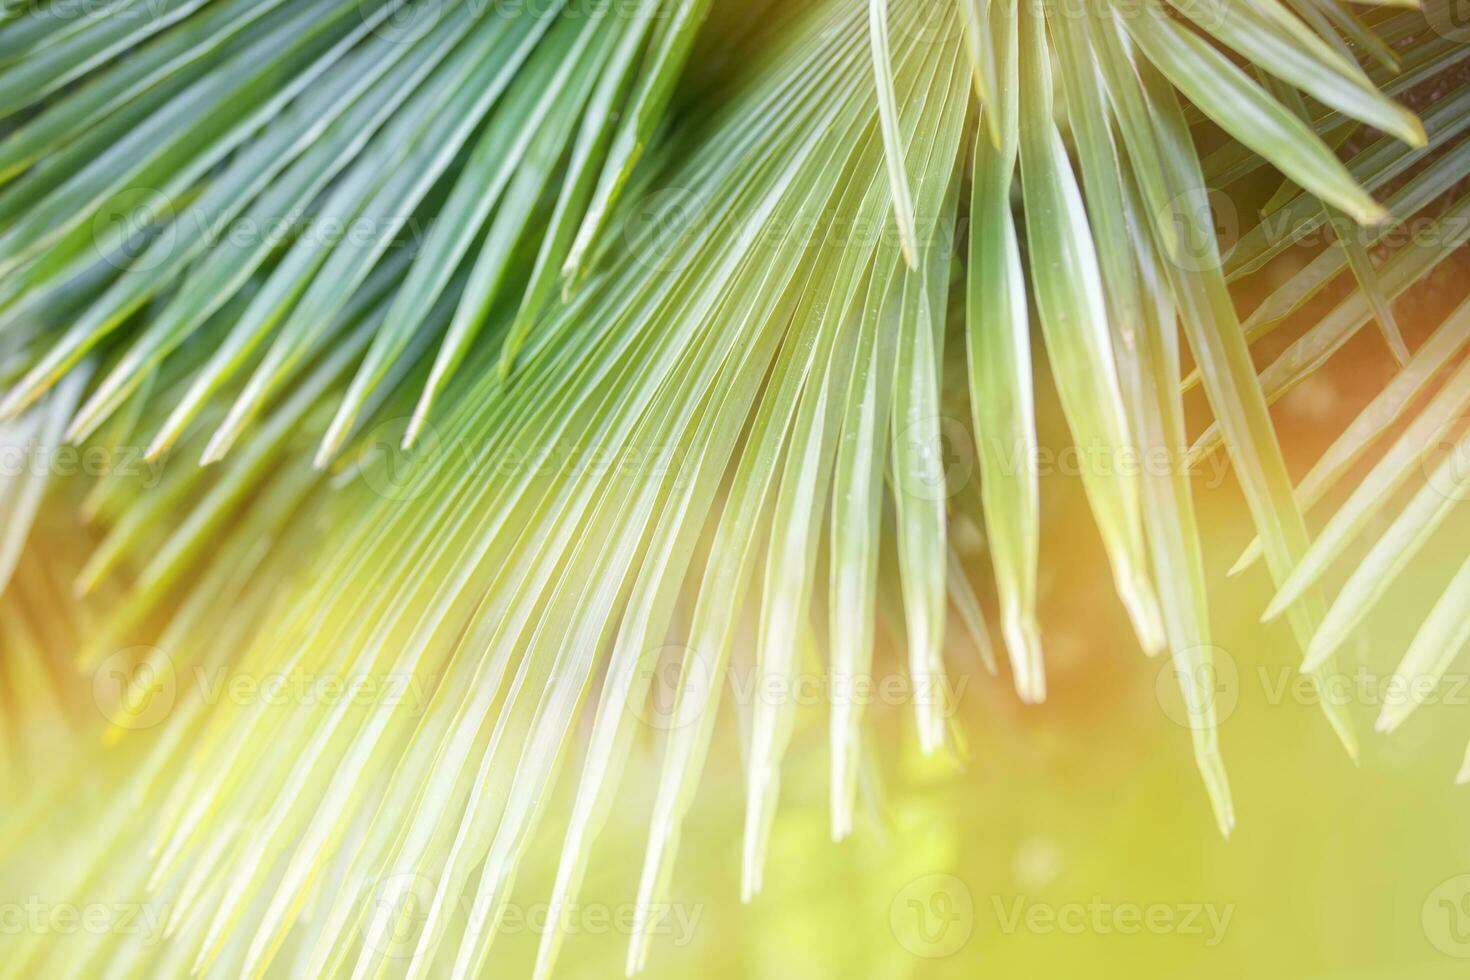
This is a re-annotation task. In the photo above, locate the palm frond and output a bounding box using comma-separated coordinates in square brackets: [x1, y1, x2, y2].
[1, 0, 1468, 975]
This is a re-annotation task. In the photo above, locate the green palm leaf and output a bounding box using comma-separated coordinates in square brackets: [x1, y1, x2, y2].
[1, 0, 1466, 975]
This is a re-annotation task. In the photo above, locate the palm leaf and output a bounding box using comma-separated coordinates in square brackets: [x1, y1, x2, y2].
[2, 0, 1467, 975]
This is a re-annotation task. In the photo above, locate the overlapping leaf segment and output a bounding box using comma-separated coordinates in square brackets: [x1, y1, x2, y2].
[0, 0, 1467, 975]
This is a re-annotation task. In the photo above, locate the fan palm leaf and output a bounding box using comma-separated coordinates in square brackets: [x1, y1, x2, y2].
[0, 0, 1467, 975]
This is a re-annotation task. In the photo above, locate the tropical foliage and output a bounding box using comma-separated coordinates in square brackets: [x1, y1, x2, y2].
[1, 0, 1468, 975]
